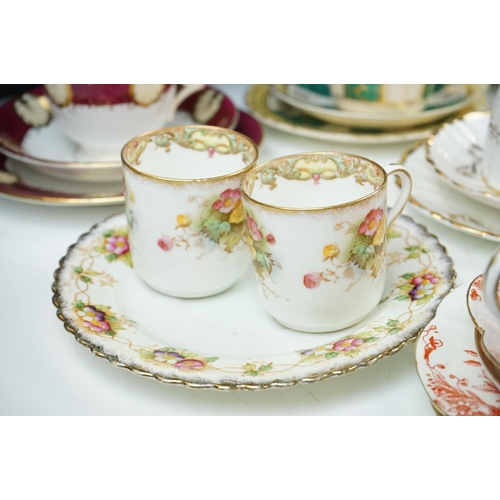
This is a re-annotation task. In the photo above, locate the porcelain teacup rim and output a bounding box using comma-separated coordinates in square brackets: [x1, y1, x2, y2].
[121, 124, 259, 184]
[240, 150, 391, 213]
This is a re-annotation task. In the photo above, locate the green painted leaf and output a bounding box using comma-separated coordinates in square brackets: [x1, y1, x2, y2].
[244, 371, 259, 377]
[73, 300, 85, 309]
[387, 319, 399, 327]
[259, 364, 273, 371]
[201, 218, 230, 243]
[256, 250, 273, 275]
[324, 351, 338, 359]
[242, 363, 256, 372]
[387, 328, 402, 335]
[401, 273, 415, 280]
[204, 357, 218, 363]
[102, 230, 114, 237]
[85, 270, 100, 276]
[350, 243, 375, 269]
[80, 276, 91, 283]
[73, 266, 83, 273]
[105, 330, 116, 337]
[300, 353, 317, 363]
[416, 294, 433, 305]
[395, 295, 411, 301]
[399, 284, 414, 291]
[406, 245, 421, 259]
[106, 253, 118, 261]
[140, 348, 155, 359]
[106, 316, 118, 321]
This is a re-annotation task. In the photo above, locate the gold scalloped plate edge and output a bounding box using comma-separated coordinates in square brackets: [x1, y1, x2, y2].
[51, 213, 456, 391]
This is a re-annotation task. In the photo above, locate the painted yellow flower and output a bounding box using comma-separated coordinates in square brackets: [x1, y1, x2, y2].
[129, 192, 136, 204]
[246, 234, 257, 260]
[373, 217, 386, 246]
[176, 214, 192, 228]
[323, 243, 340, 262]
[228, 199, 244, 224]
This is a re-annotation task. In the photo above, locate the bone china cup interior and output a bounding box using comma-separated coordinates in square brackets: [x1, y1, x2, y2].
[121, 125, 258, 298]
[45, 84, 203, 158]
[240, 152, 412, 333]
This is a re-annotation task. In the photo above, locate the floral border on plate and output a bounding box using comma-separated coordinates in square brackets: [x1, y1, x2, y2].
[52, 212, 455, 390]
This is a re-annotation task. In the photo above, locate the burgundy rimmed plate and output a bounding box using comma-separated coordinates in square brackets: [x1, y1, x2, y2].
[0, 111, 263, 207]
[0, 85, 245, 184]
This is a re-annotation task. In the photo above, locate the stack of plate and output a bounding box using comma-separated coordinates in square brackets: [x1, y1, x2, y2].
[399, 110, 500, 241]
[246, 84, 489, 145]
[402, 109, 500, 415]
[0, 86, 263, 207]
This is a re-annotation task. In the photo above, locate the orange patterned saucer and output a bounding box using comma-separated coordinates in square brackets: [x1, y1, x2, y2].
[416, 281, 500, 416]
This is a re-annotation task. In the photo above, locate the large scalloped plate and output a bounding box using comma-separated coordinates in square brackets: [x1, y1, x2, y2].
[52, 212, 455, 390]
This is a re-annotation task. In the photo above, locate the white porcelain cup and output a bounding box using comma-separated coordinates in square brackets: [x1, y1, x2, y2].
[121, 125, 258, 298]
[240, 152, 412, 333]
[483, 87, 500, 193]
[45, 84, 204, 159]
[329, 84, 441, 113]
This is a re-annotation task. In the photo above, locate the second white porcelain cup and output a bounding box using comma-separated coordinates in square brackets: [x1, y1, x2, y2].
[240, 152, 412, 333]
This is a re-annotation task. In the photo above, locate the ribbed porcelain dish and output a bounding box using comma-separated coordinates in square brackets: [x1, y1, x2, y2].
[426, 112, 500, 209]
[399, 141, 500, 241]
[52, 212, 454, 390]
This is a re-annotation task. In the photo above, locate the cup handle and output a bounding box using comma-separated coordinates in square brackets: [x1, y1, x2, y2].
[385, 164, 413, 226]
[166, 84, 205, 122]
[483, 248, 500, 322]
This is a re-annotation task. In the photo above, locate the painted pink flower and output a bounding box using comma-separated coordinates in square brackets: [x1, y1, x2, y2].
[105, 236, 129, 255]
[332, 337, 364, 352]
[312, 173, 321, 184]
[212, 188, 241, 214]
[303, 272, 322, 289]
[175, 359, 205, 370]
[359, 208, 384, 237]
[158, 236, 174, 251]
[246, 215, 263, 241]
[266, 233, 276, 245]
[208, 146, 215, 158]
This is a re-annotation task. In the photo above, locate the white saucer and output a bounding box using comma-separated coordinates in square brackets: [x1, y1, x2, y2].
[269, 84, 489, 130]
[426, 111, 500, 209]
[400, 140, 500, 241]
[415, 280, 500, 416]
[53, 212, 454, 390]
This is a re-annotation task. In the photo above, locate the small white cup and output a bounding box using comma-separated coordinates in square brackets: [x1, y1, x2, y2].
[121, 125, 258, 298]
[45, 84, 203, 159]
[483, 87, 500, 193]
[240, 152, 412, 333]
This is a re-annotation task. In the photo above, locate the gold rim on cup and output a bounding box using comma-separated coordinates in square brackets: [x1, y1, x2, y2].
[121, 124, 259, 184]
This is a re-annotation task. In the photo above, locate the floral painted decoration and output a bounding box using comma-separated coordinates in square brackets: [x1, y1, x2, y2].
[303, 207, 387, 290]
[155, 188, 246, 255]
